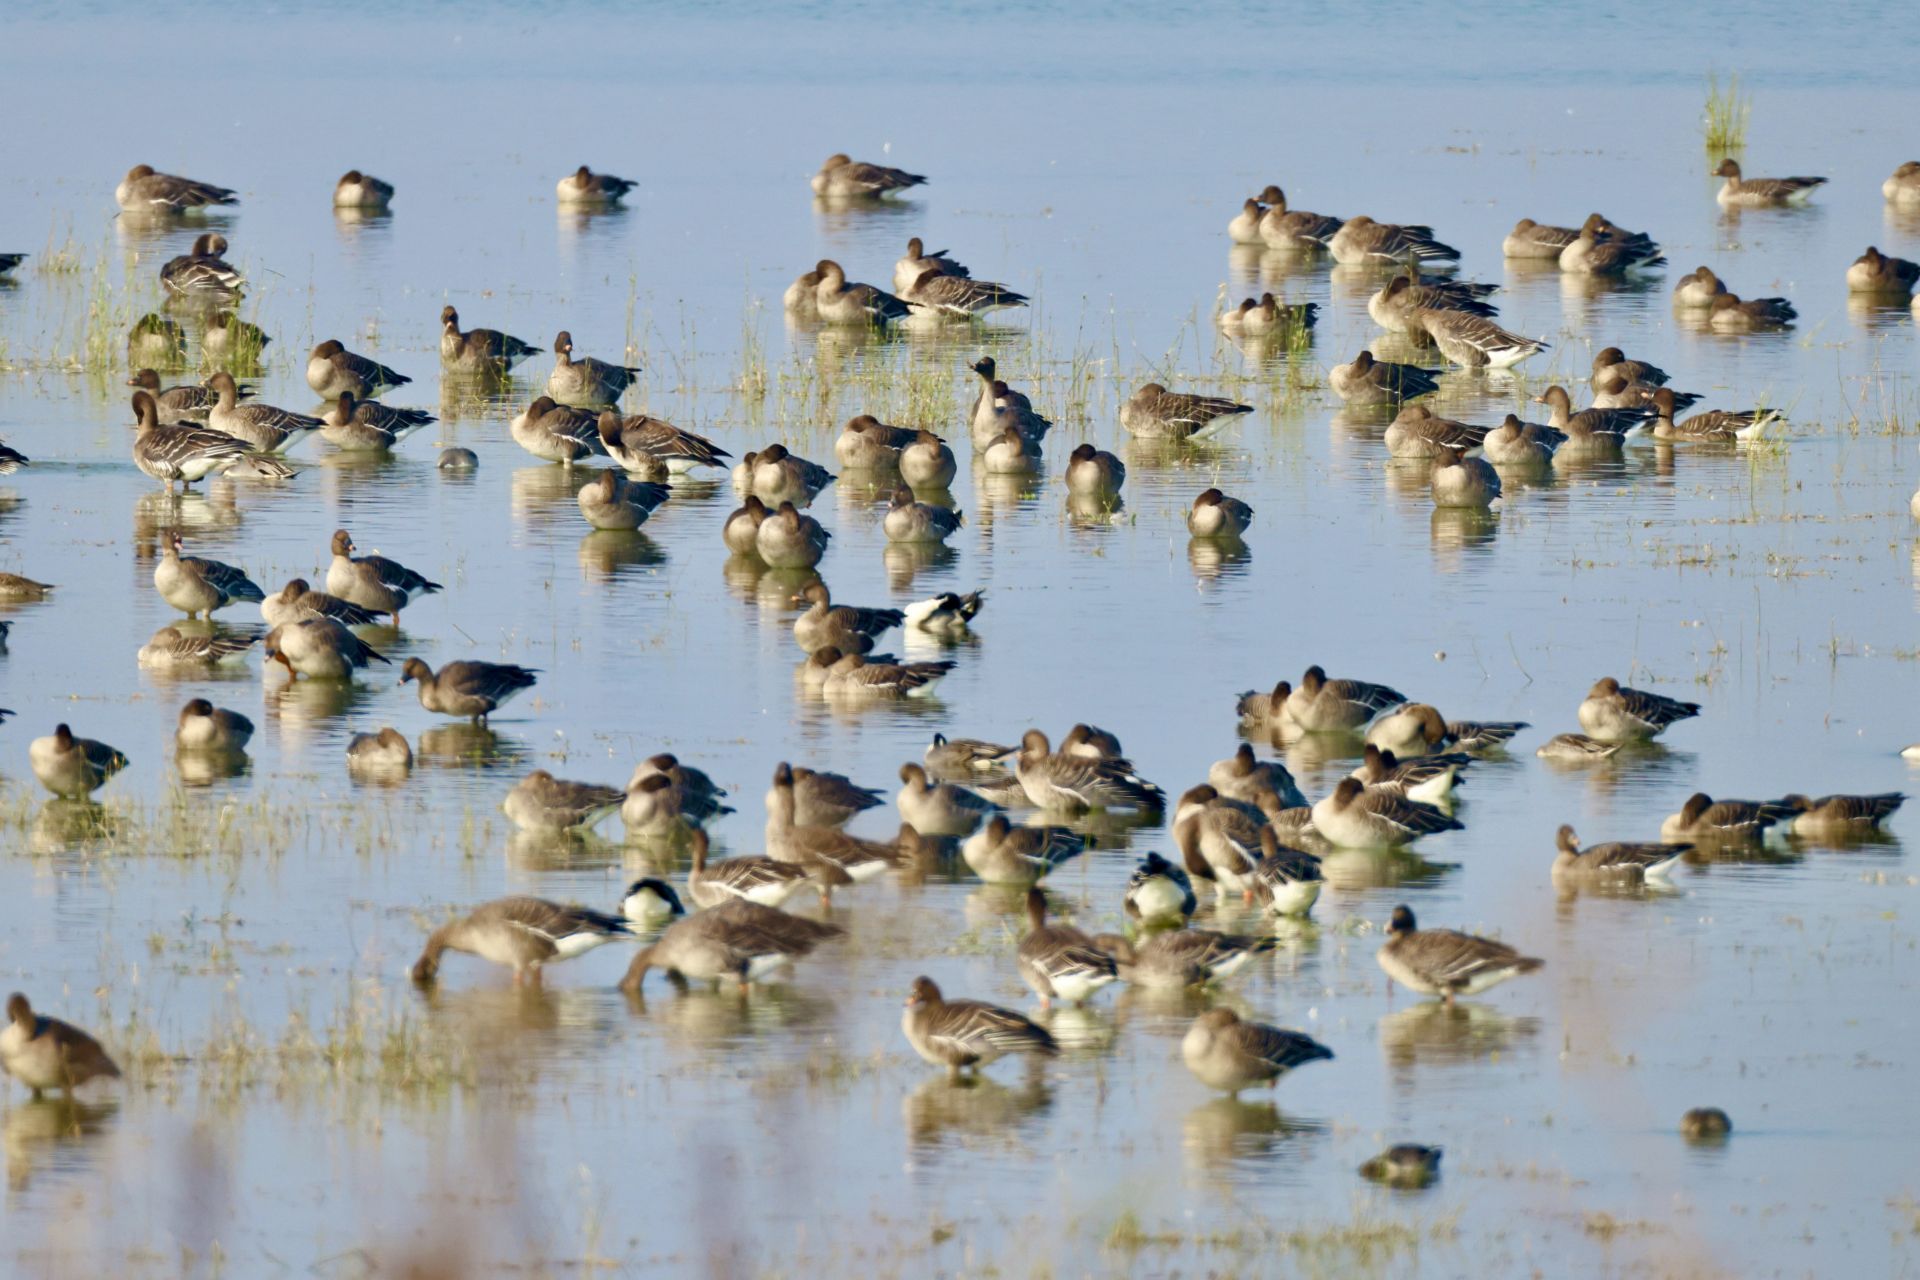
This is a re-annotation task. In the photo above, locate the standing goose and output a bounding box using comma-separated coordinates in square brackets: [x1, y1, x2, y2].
[548, 331, 641, 405]
[968, 358, 1052, 444]
[1257, 186, 1344, 250]
[321, 392, 435, 453]
[812, 153, 926, 198]
[599, 410, 730, 475]
[411, 896, 635, 986]
[555, 165, 635, 205]
[901, 271, 1029, 319]
[1558, 226, 1666, 275]
[128, 313, 187, 366]
[1551, 825, 1689, 884]
[1673, 266, 1729, 308]
[1250, 826, 1325, 916]
[1119, 383, 1253, 441]
[511, 396, 605, 464]
[1064, 444, 1126, 496]
[1377, 905, 1543, 1005]
[1186, 488, 1254, 538]
[28, 725, 128, 798]
[1404, 309, 1547, 370]
[1209, 743, 1305, 807]
[154, 531, 263, 617]
[306, 340, 409, 398]
[1533, 386, 1653, 444]
[1708, 293, 1797, 331]
[883, 487, 963, 544]
[1284, 665, 1405, 732]
[176, 698, 254, 753]
[326, 529, 441, 624]
[1329, 350, 1441, 406]
[206, 372, 322, 454]
[1311, 778, 1463, 848]
[400, 658, 539, 722]
[1886, 161, 1920, 204]
[116, 164, 237, 212]
[333, 170, 394, 209]
[137, 625, 257, 668]
[792, 582, 903, 654]
[1124, 852, 1197, 924]
[1659, 793, 1797, 841]
[1577, 677, 1700, 741]
[1649, 388, 1779, 442]
[1017, 889, 1118, 1007]
[813, 259, 911, 325]
[621, 899, 843, 992]
[1713, 159, 1825, 205]
[126, 368, 229, 423]
[1015, 729, 1163, 814]
[261, 577, 382, 628]
[897, 762, 998, 836]
[1095, 929, 1276, 990]
[630, 755, 734, 826]
[1846, 247, 1920, 296]
[755, 501, 831, 568]
[959, 815, 1086, 886]
[578, 469, 670, 531]
[159, 233, 244, 297]
[1171, 785, 1266, 899]
[765, 764, 909, 896]
[762, 763, 884, 827]
[1351, 744, 1469, 804]
[502, 769, 627, 832]
[685, 829, 813, 910]
[263, 619, 390, 679]
[1180, 1008, 1333, 1095]
[902, 976, 1055, 1078]
[621, 773, 710, 838]
[892, 237, 968, 293]
[1368, 275, 1497, 334]
[1482, 414, 1564, 466]
[722, 496, 770, 555]
[2, 994, 120, 1097]
[440, 305, 542, 373]
[1384, 405, 1489, 458]
[899, 429, 958, 489]
[1328, 215, 1459, 265]
[1778, 792, 1906, 835]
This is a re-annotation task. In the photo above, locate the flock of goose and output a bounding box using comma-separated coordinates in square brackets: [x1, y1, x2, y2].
[1, 152, 1916, 1177]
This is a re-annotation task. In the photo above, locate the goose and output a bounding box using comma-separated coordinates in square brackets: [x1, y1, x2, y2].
[1682, 1108, 1733, 1141]
[1847, 247, 1920, 296]
[903, 590, 984, 636]
[1173, 787, 1265, 898]
[1708, 293, 1797, 331]
[410, 896, 636, 985]
[790, 583, 902, 654]
[1221, 292, 1319, 336]
[1312, 778, 1462, 848]
[892, 237, 968, 293]
[1377, 905, 1542, 1005]
[782, 266, 823, 315]
[503, 769, 626, 832]
[116, 164, 238, 211]
[28, 725, 128, 798]
[762, 762, 884, 828]
[1253, 185, 1342, 249]
[629, 755, 734, 825]
[1649, 388, 1779, 442]
[1591, 347, 1671, 389]
[902, 976, 1054, 1077]
[1235, 680, 1293, 730]
[622, 898, 842, 992]
[0, 575, 50, 605]
[900, 429, 958, 488]
[1384, 405, 1489, 458]
[902, 271, 1028, 319]
[1095, 928, 1275, 989]
[438, 448, 477, 470]
[1367, 703, 1527, 756]
[1250, 826, 1324, 916]
[1777, 792, 1905, 835]
[2, 994, 120, 1097]
[1659, 792, 1798, 841]
[400, 658, 538, 722]
[1886, 161, 1920, 204]
[818, 648, 955, 698]
[1209, 743, 1305, 807]
[749, 443, 836, 504]
[1672, 266, 1729, 308]
[555, 164, 635, 206]
[765, 764, 909, 895]
[320, 392, 434, 452]
[128, 313, 187, 366]
[1404, 309, 1546, 369]
[721, 496, 770, 554]
[685, 829, 812, 909]
[1351, 744, 1468, 804]
[511, 397, 605, 464]
[1017, 890, 1118, 1007]
[958, 814, 1085, 885]
[1179, 487, 1252, 540]
[200, 310, 270, 363]
[1578, 677, 1700, 741]
[326, 529, 441, 624]
[755, 501, 830, 568]
[175, 698, 254, 753]
[1284, 665, 1405, 732]
[1181, 1007, 1333, 1095]
[982, 424, 1043, 474]
[306, 339, 408, 398]
[812, 153, 925, 198]
[1713, 158, 1825, 205]
[834, 414, 916, 469]
[333, 170, 393, 209]
[1329, 350, 1441, 405]
[814, 259, 910, 325]
[1558, 226, 1666, 275]
[346, 727, 413, 773]
[1591, 373, 1695, 413]
[1533, 386, 1653, 444]
[154, 531, 263, 617]
[1535, 732, 1621, 762]
[1368, 275, 1496, 334]
[440, 305, 541, 373]
[1227, 195, 1270, 244]
[925, 733, 1017, 776]
[136, 625, 257, 668]
[597, 409, 729, 475]
[577, 469, 670, 531]
[884, 488, 963, 544]
[262, 577, 381, 628]
[1359, 1146, 1443, 1187]
[206, 373, 321, 454]
[1119, 383, 1253, 441]
[1504, 212, 1652, 260]
[897, 762, 997, 836]
[548, 331, 641, 405]
[159, 232, 243, 297]
[968, 358, 1052, 445]
[621, 773, 708, 838]
[1551, 825, 1688, 883]
[1016, 729, 1163, 814]
[1061, 722, 1124, 759]
[1328, 215, 1459, 265]
[1482, 414, 1563, 467]
[1064, 443, 1125, 496]
[126, 368, 228, 423]
[263, 619, 389, 679]
[1124, 852, 1197, 924]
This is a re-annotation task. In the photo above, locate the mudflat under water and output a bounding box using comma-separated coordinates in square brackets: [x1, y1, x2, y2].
[3, 4, 1920, 1276]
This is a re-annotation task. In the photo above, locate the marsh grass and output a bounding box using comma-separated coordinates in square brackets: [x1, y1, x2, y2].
[1702, 73, 1751, 155]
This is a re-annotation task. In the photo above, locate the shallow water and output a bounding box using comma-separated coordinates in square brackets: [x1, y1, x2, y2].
[3, 3, 1920, 1276]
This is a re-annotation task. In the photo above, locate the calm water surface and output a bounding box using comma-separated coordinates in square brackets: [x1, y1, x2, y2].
[3, 3, 1920, 1276]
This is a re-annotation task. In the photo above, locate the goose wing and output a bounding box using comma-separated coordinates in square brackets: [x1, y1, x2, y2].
[359, 553, 441, 595]
[485, 896, 631, 945]
[926, 998, 1055, 1057]
[1361, 791, 1463, 836]
[1226, 1020, 1335, 1071]
[1582, 840, 1692, 871]
[1398, 928, 1533, 987]
[1809, 792, 1906, 824]
[906, 274, 1029, 314]
[614, 418, 731, 466]
[1618, 685, 1700, 727]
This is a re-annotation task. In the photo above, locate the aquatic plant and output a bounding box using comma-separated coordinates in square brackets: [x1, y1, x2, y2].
[1702, 73, 1751, 155]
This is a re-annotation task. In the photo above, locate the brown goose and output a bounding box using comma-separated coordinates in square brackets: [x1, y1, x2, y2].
[1713, 158, 1825, 206]
[126, 368, 232, 423]
[812, 153, 926, 198]
[411, 896, 635, 985]
[1180, 1007, 1333, 1095]
[1377, 905, 1542, 1005]
[1284, 664, 1405, 732]
[1660, 793, 1797, 841]
[128, 313, 186, 366]
[1557, 226, 1666, 275]
[902, 269, 1028, 318]
[1672, 266, 1729, 308]
[1384, 405, 1489, 458]
[1311, 778, 1463, 848]
[1404, 309, 1546, 369]
[1065, 444, 1126, 496]
[958, 814, 1084, 885]
[577, 469, 670, 531]
[1886, 161, 1920, 204]
[883, 488, 963, 544]
[1552, 825, 1688, 883]
[1329, 350, 1441, 406]
[206, 372, 322, 454]
[440, 305, 542, 373]
[1532, 386, 1653, 443]
[321, 392, 434, 452]
[1328, 215, 1459, 265]
[333, 170, 394, 209]
[792, 582, 903, 654]
[159, 233, 243, 297]
[1017, 889, 1118, 1007]
[511, 396, 605, 464]
[1368, 274, 1497, 333]
[1016, 729, 1163, 814]
[1577, 677, 1699, 741]
[556, 165, 636, 205]
[1482, 415, 1564, 466]
[263, 619, 389, 680]
[621, 899, 841, 992]
[900, 429, 958, 488]
[968, 358, 1052, 445]
[28, 725, 128, 798]
[116, 164, 238, 211]
[2, 994, 121, 1097]
[762, 762, 884, 827]
[503, 769, 626, 832]
[897, 762, 999, 836]
[1366, 703, 1528, 756]
[1250, 826, 1325, 916]
[400, 658, 539, 722]
[1351, 744, 1470, 804]
[1209, 743, 1305, 807]
[901, 976, 1056, 1077]
[1777, 793, 1905, 836]
[548, 331, 641, 405]
[765, 762, 909, 895]
[154, 532, 263, 617]
[1118, 383, 1253, 441]
[1220, 292, 1320, 337]
[1649, 388, 1779, 442]
[136, 625, 257, 668]
[1095, 928, 1275, 989]
[755, 501, 831, 568]
[1846, 247, 1920, 296]
[1236, 680, 1293, 730]
[814, 259, 910, 325]
[1257, 186, 1344, 249]
[1707, 292, 1797, 331]
[176, 698, 254, 753]
[306, 339, 409, 398]
[599, 409, 729, 475]
[722, 495, 770, 555]
[326, 529, 441, 624]
[685, 829, 812, 910]
[892, 237, 969, 293]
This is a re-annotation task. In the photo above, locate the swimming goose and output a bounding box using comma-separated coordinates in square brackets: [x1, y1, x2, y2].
[1534, 732, 1621, 761]
[792, 582, 903, 654]
[1551, 825, 1688, 883]
[1119, 383, 1253, 441]
[1713, 158, 1825, 205]
[968, 358, 1052, 445]
[1708, 292, 1797, 331]
[577, 469, 670, 531]
[1404, 309, 1546, 370]
[128, 313, 187, 366]
[1377, 905, 1542, 1005]
[555, 164, 635, 205]
[722, 495, 770, 555]
[765, 764, 909, 893]
[261, 577, 381, 628]
[755, 501, 831, 567]
[548, 331, 641, 405]
[622, 898, 841, 991]
[1368, 275, 1497, 334]
[116, 165, 237, 212]
[1368, 704, 1526, 755]
[1329, 215, 1459, 265]
[1257, 186, 1344, 249]
[346, 727, 413, 773]
[900, 429, 958, 488]
[327, 529, 441, 624]
[1660, 793, 1797, 841]
[959, 814, 1086, 885]
[1504, 212, 1651, 260]
[630, 754, 734, 824]
[897, 762, 998, 835]
[763, 762, 884, 827]
[812, 153, 925, 198]
[1235, 680, 1293, 730]
[160, 233, 243, 297]
[903, 590, 984, 635]
[1351, 744, 1469, 804]
[1591, 347, 1670, 388]
[835, 415, 917, 469]
[263, 619, 389, 679]
[818, 648, 955, 698]
[306, 340, 408, 399]
[0, 438, 24, 473]
[683, 829, 811, 910]
[1591, 374, 1691, 413]
[1578, 677, 1700, 741]
[1064, 444, 1126, 496]
[926, 733, 1017, 776]
[1096, 928, 1276, 989]
[1649, 388, 1779, 442]
[1681, 1108, 1733, 1142]
[201, 311, 270, 363]
[1124, 852, 1197, 924]
[1777, 792, 1905, 835]
[504, 769, 626, 832]
[1209, 743, 1306, 807]
[1533, 386, 1653, 443]
[440, 305, 542, 373]
[411, 896, 635, 985]
[1847, 247, 1920, 296]
[320, 392, 435, 452]
[1285, 665, 1405, 732]
[206, 372, 321, 454]
[901, 272, 1028, 319]
[1181, 1007, 1333, 1095]
[1250, 826, 1324, 916]
[1887, 161, 1920, 204]
[892, 237, 968, 293]
[0, 580, 50, 605]
[1360, 1145, 1443, 1187]
[1482, 414, 1564, 466]
[154, 531, 263, 617]
[1312, 778, 1462, 848]
[814, 259, 910, 325]
[1384, 405, 1489, 458]
[903, 975, 1055, 1077]
[1221, 292, 1320, 336]
[511, 397, 605, 464]
[621, 773, 708, 838]
[1018, 890, 1118, 1007]
[137, 624, 256, 668]
[1016, 729, 1164, 814]
[2, 994, 120, 1097]
[1672, 266, 1729, 308]
[1329, 350, 1442, 405]
[749, 444, 836, 504]
[982, 424, 1042, 475]
[1558, 226, 1666, 275]
[884, 488, 963, 544]
[782, 266, 823, 316]
[1227, 196, 1270, 244]
[28, 725, 128, 798]
[333, 170, 393, 209]
[400, 658, 538, 722]
[126, 369, 228, 423]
